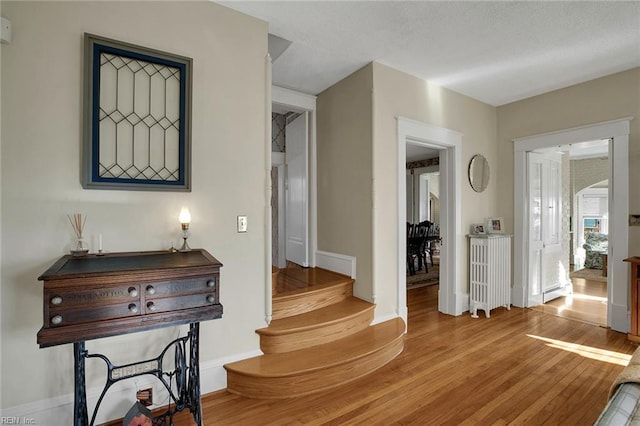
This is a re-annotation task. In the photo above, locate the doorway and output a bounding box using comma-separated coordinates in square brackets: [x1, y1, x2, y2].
[271, 87, 317, 270]
[397, 117, 463, 323]
[405, 147, 441, 292]
[525, 141, 609, 326]
[513, 118, 630, 332]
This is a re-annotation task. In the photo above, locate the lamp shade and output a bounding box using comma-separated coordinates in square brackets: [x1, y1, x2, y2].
[179, 207, 191, 225]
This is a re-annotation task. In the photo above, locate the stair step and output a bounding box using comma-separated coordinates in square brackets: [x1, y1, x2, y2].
[224, 317, 405, 399]
[257, 297, 375, 353]
[272, 278, 354, 320]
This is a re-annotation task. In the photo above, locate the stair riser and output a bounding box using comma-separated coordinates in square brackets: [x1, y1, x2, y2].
[226, 336, 404, 399]
[260, 309, 374, 354]
[272, 282, 353, 320]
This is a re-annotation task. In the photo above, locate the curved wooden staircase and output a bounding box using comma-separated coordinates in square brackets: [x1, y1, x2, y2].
[224, 268, 405, 399]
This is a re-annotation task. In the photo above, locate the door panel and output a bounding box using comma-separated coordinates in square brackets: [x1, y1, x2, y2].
[285, 112, 309, 267]
[542, 155, 562, 297]
[527, 152, 564, 305]
[528, 153, 544, 306]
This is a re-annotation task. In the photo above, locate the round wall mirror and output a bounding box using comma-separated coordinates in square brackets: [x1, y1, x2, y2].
[468, 154, 490, 192]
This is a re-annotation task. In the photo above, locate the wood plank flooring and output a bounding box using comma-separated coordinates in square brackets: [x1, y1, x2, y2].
[171, 284, 636, 425]
[273, 267, 351, 295]
[530, 275, 607, 326]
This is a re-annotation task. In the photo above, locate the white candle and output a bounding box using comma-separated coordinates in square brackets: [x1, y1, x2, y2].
[98, 234, 103, 251]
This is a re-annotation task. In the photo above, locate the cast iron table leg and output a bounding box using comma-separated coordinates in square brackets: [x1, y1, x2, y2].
[189, 322, 202, 426]
[74, 341, 88, 426]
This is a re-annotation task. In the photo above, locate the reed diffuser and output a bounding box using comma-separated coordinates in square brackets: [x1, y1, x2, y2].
[68, 213, 89, 256]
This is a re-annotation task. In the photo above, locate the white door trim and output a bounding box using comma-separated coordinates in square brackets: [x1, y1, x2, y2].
[397, 117, 463, 323]
[512, 117, 631, 332]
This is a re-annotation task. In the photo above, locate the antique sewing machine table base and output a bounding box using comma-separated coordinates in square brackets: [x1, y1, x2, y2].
[37, 249, 223, 426]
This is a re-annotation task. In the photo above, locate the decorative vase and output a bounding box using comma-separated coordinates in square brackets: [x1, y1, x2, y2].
[70, 237, 89, 256]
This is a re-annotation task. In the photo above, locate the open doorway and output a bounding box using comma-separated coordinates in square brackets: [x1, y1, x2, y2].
[396, 117, 463, 324]
[405, 145, 441, 292]
[271, 87, 317, 271]
[527, 141, 609, 326]
[513, 118, 630, 333]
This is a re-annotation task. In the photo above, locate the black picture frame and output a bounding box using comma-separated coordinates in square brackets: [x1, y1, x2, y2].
[82, 33, 192, 191]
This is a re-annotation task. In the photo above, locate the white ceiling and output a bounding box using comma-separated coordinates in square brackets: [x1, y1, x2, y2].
[406, 143, 438, 163]
[220, 1, 640, 106]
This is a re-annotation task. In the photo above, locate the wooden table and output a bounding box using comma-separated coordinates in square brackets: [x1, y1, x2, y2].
[37, 249, 223, 426]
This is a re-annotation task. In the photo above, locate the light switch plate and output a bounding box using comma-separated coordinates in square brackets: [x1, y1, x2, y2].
[237, 215, 247, 233]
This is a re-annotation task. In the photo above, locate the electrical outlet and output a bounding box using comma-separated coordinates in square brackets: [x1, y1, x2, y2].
[237, 215, 248, 233]
[136, 387, 153, 406]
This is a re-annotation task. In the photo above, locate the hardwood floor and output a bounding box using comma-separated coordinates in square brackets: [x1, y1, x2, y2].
[530, 274, 607, 326]
[171, 284, 636, 425]
[273, 267, 349, 295]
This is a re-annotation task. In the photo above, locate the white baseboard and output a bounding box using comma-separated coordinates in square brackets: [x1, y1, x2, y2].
[543, 287, 565, 303]
[455, 292, 470, 316]
[372, 312, 402, 326]
[0, 349, 262, 425]
[315, 250, 356, 278]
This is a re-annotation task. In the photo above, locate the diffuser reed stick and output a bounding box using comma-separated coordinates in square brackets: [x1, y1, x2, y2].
[67, 213, 86, 239]
[68, 213, 88, 255]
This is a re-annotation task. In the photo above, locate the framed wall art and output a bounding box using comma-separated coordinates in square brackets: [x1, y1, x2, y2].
[83, 33, 192, 191]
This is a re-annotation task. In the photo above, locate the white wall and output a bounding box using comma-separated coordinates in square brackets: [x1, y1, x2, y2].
[1, 1, 267, 421]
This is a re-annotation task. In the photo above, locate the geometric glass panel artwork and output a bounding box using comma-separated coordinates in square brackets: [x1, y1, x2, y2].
[83, 34, 192, 191]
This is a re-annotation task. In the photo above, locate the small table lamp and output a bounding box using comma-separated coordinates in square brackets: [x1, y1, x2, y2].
[179, 207, 191, 252]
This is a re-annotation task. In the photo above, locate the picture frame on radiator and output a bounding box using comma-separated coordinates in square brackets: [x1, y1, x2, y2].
[486, 217, 504, 234]
[471, 223, 485, 235]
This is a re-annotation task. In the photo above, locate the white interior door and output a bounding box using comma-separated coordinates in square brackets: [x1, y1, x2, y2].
[419, 174, 429, 222]
[528, 152, 563, 305]
[528, 152, 544, 306]
[541, 153, 563, 301]
[285, 112, 309, 267]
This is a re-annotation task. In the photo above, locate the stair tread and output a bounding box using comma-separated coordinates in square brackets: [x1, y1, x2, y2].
[226, 318, 405, 377]
[274, 268, 353, 299]
[258, 297, 374, 336]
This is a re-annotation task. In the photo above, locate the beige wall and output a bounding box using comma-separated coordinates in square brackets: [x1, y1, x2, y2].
[497, 68, 640, 255]
[371, 62, 498, 316]
[1, 0, 268, 415]
[318, 61, 500, 318]
[316, 64, 374, 301]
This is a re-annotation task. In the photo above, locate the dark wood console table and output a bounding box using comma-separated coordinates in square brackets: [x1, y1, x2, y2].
[37, 249, 223, 426]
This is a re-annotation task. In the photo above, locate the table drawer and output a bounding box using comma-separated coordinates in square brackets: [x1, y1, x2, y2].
[48, 302, 141, 327]
[46, 284, 140, 308]
[145, 293, 217, 314]
[143, 276, 218, 298]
